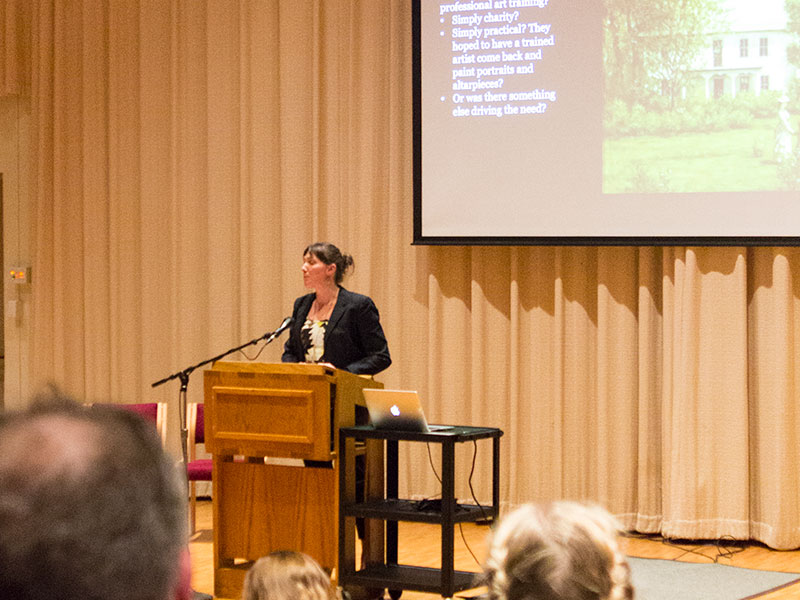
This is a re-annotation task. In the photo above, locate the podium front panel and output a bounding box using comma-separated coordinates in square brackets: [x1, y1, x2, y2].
[216, 461, 337, 566]
[204, 368, 333, 460]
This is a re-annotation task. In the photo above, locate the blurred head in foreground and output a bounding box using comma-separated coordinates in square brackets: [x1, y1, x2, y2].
[0, 390, 190, 600]
[483, 501, 634, 600]
[243, 550, 337, 600]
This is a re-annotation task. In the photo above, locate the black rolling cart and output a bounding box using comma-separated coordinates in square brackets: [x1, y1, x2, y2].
[338, 425, 503, 599]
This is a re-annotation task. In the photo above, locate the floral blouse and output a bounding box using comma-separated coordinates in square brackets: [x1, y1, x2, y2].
[301, 318, 327, 363]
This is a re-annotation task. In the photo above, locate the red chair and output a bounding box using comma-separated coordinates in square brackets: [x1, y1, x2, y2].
[187, 402, 212, 533]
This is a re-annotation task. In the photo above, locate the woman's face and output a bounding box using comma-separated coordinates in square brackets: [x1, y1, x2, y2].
[302, 252, 336, 289]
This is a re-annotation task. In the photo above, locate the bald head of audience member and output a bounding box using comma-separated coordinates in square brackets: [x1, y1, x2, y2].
[0, 392, 191, 600]
[483, 501, 634, 600]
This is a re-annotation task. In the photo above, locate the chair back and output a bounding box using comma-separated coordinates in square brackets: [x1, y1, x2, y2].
[188, 403, 206, 457]
[186, 402, 211, 533]
[195, 402, 205, 444]
[125, 402, 158, 423]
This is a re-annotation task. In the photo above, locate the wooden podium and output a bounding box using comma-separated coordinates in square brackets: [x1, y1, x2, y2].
[203, 362, 384, 598]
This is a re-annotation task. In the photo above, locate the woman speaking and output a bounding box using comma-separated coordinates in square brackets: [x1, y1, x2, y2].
[282, 242, 391, 375]
[281, 242, 388, 569]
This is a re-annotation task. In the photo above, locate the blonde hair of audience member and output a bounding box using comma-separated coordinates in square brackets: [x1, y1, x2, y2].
[242, 551, 337, 600]
[483, 502, 634, 600]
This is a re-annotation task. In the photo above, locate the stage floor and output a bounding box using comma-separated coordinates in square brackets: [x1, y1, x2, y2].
[188, 500, 800, 600]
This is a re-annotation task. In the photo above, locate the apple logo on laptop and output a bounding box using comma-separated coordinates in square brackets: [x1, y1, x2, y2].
[390, 404, 401, 416]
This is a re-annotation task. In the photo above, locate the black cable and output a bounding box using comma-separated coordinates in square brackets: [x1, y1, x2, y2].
[415, 444, 442, 506]
[424, 441, 490, 568]
[462, 442, 491, 567]
[662, 538, 715, 562]
[238, 342, 268, 362]
[459, 522, 481, 567]
[627, 534, 748, 564]
[426, 442, 443, 485]
[713, 535, 746, 563]
[467, 440, 490, 523]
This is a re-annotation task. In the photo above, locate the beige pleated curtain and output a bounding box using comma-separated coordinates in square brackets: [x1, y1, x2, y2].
[4, 0, 800, 549]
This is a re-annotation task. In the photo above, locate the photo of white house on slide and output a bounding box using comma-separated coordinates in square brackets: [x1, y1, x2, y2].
[603, 0, 800, 193]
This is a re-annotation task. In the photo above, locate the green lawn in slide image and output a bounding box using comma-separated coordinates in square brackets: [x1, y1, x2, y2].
[603, 117, 786, 193]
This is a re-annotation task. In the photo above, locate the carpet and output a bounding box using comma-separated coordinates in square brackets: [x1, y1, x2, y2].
[629, 557, 800, 600]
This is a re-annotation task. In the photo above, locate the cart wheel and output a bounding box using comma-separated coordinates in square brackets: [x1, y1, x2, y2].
[388, 590, 402, 600]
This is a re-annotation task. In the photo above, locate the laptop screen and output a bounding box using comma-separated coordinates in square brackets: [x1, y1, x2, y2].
[362, 389, 452, 432]
[362, 389, 430, 432]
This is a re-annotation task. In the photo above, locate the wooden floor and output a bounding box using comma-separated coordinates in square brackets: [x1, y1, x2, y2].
[189, 500, 800, 599]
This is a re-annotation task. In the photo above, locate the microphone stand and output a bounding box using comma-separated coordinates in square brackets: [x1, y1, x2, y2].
[151, 323, 291, 469]
[151, 321, 292, 600]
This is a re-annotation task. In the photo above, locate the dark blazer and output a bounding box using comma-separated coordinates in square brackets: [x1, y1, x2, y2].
[282, 287, 391, 375]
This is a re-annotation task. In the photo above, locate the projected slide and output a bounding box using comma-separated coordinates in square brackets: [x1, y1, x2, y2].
[415, 0, 800, 243]
[604, 1, 795, 194]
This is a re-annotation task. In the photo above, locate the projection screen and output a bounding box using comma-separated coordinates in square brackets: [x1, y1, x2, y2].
[413, 0, 800, 245]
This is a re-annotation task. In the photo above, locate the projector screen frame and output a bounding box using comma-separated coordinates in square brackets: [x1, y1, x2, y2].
[412, 0, 800, 247]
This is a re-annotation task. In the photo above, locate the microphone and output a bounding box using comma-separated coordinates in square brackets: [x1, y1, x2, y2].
[265, 316, 293, 343]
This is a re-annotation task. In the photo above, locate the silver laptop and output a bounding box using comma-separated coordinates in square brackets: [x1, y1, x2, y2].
[362, 389, 451, 433]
